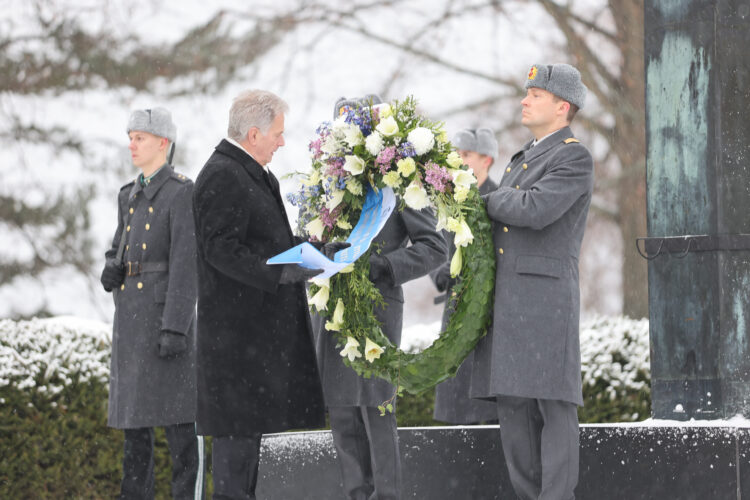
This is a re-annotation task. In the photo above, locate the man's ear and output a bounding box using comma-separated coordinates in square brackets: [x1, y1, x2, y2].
[246, 127, 259, 144]
[558, 100, 570, 117]
[160, 138, 169, 151]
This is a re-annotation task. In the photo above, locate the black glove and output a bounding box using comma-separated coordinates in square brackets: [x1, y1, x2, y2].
[369, 254, 392, 284]
[433, 267, 451, 292]
[320, 241, 351, 260]
[279, 264, 323, 284]
[157, 330, 187, 358]
[100, 260, 125, 292]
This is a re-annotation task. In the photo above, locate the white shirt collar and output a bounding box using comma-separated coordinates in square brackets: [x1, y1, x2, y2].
[226, 137, 267, 172]
[531, 130, 558, 148]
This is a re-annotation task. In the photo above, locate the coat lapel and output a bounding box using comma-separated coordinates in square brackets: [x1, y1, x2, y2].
[522, 126, 574, 163]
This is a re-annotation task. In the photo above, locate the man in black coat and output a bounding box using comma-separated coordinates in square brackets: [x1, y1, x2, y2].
[192, 89, 341, 500]
[101, 107, 203, 499]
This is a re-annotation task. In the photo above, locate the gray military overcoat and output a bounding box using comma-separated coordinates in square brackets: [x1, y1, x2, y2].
[470, 126, 594, 406]
[104, 165, 197, 429]
[431, 178, 499, 424]
[313, 206, 446, 408]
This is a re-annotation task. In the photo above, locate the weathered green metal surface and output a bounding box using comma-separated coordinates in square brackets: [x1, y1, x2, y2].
[645, 0, 750, 420]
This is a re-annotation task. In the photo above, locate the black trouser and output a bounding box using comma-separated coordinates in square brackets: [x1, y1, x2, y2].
[120, 423, 205, 500]
[211, 433, 263, 500]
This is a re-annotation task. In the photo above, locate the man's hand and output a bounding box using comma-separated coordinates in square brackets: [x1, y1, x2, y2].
[433, 267, 450, 292]
[279, 264, 323, 284]
[100, 261, 125, 292]
[368, 254, 392, 283]
[157, 330, 187, 358]
[320, 241, 351, 260]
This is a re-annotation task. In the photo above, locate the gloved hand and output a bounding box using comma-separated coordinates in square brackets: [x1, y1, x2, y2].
[433, 266, 451, 292]
[100, 260, 125, 292]
[279, 264, 323, 284]
[320, 241, 351, 260]
[369, 254, 392, 284]
[157, 330, 187, 358]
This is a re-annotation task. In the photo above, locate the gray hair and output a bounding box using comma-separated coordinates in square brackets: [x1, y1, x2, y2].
[227, 90, 289, 141]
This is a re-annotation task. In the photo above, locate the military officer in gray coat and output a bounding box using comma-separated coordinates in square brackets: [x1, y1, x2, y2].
[471, 64, 594, 500]
[312, 96, 447, 500]
[430, 127, 498, 425]
[100, 107, 203, 499]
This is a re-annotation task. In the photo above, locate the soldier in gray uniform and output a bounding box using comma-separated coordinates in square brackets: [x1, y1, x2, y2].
[100, 107, 203, 499]
[312, 96, 447, 500]
[430, 127, 499, 426]
[471, 64, 594, 500]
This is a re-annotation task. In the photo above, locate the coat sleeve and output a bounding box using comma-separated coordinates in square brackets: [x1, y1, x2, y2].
[193, 165, 283, 293]
[383, 207, 447, 287]
[104, 190, 125, 265]
[162, 182, 198, 335]
[485, 145, 594, 230]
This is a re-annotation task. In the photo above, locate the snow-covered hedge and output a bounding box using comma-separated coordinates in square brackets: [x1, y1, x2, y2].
[0, 316, 111, 396]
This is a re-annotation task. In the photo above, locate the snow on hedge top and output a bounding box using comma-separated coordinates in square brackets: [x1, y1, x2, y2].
[0, 316, 111, 394]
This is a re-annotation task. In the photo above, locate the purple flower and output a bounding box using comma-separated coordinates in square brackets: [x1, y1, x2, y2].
[397, 141, 416, 158]
[376, 146, 397, 174]
[424, 161, 452, 193]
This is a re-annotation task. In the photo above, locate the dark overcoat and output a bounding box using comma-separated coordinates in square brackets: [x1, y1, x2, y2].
[313, 206, 446, 408]
[471, 126, 594, 406]
[104, 165, 197, 429]
[192, 139, 325, 437]
[430, 178, 499, 424]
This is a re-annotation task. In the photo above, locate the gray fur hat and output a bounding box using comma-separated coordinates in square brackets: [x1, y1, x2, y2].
[524, 63, 587, 109]
[452, 128, 498, 160]
[126, 107, 177, 142]
[333, 94, 383, 119]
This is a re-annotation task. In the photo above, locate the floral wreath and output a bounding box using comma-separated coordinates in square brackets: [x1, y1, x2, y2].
[288, 97, 495, 409]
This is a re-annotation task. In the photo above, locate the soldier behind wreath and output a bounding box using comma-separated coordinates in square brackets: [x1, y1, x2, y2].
[100, 107, 204, 499]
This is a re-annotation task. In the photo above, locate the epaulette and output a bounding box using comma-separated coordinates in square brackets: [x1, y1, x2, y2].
[119, 180, 135, 191]
[170, 171, 190, 183]
[564, 138, 580, 144]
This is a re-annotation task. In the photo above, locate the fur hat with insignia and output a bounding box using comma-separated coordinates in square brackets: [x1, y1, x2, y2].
[333, 94, 383, 119]
[525, 63, 587, 109]
[452, 128, 498, 160]
[127, 107, 177, 142]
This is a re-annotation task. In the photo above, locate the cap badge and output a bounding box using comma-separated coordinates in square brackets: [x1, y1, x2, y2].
[528, 66, 538, 80]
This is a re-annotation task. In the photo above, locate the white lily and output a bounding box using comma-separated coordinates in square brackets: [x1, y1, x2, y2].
[325, 298, 345, 331]
[446, 217, 474, 247]
[376, 116, 399, 137]
[306, 217, 325, 240]
[308, 284, 330, 311]
[326, 189, 345, 210]
[403, 181, 430, 210]
[343, 155, 365, 175]
[451, 168, 477, 189]
[450, 247, 463, 277]
[340, 337, 362, 362]
[364, 338, 385, 363]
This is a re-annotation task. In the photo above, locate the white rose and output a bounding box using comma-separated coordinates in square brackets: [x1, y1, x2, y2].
[326, 189, 345, 210]
[365, 132, 384, 156]
[403, 182, 430, 210]
[407, 127, 435, 155]
[364, 337, 385, 363]
[376, 116, 399, 137]
[343, 155, 365, 175]
[343, 125, 364, 148]
[451, 168, 477, 189]
[446, 151, 463, 169]
[305, 217, 325, 240]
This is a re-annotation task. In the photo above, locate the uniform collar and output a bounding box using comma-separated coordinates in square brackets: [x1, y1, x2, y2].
[523, 126, 574, 163]
[216, 139, 266, 182]
[140, 163, 172, 200]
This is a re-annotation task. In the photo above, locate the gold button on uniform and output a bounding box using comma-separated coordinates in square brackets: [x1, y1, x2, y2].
[120, 284, 125, 290]
[523, 163, 528, 170]
[506, 167, 511, 173]
[125, 245, 129, 251]
[149, 207, 154, 213]
[142, 243, 147, 250]
[503, 227, 509, 232]
[515, 185, 520, 189]
[137, 282, 143, 289]
[129, 208, 134, 214]
[498, 248, 504, 254]
[145, 223, 150, 231]
[126, 225, 131, 232]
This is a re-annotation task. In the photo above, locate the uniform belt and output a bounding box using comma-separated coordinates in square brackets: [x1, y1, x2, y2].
[125, 261, 168, 276]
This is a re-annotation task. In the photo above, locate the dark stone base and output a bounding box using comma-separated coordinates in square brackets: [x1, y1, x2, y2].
[256, 424, 750, 499]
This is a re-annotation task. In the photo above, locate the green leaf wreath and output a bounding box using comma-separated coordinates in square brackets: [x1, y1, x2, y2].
[288, 96, 495, 395]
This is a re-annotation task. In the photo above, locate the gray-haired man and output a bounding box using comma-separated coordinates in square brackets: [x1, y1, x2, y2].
[471, 63, 594, 499]
[430, 127, 498, 426]
[101, 107, 204, 499]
